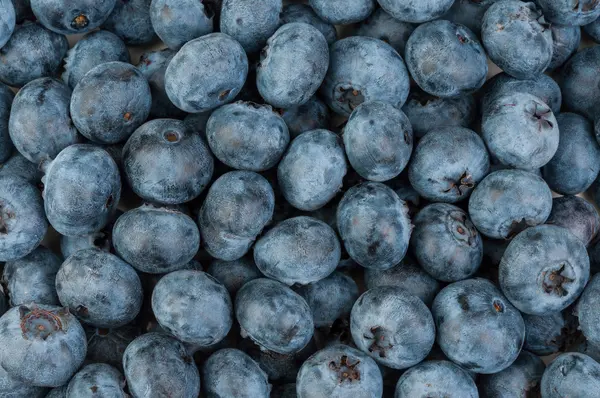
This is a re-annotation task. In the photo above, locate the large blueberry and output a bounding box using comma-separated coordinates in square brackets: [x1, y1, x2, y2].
[220, 0, 281, 54]
[548, 196, 600, 246]
[150, 0, 214, 49]
[548, 24, 581, 70]
[0, 82, 13, 163]
[537, 0, 600, 26]
[541, 353, 600, 397]
[0, 0, 15, 48]
[523, 312, 572, 356]
[309, 0, 374, 24]
[66, 363, 126, 397]
[394, 360, 477, 397]
[442, 0, 500, 35]
[31, 0, 116, 34]
[207, 256, 262, 296]
[281, 4, 337, 45]
[559, 45, 600, 120]
[355, 8, 415, 54]
[280, 96, 330, 138]
[378, 0, 454, 23]
[203, 349, 270, 398]
[478, 350, 545, 397]
[102, 0, 156, 45]
[577, 273, 600, 347]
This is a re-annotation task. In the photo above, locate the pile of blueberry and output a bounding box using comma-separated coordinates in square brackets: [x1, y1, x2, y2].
[3, 0, 600, 397]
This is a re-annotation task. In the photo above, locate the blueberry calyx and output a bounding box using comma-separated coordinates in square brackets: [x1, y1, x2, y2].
[334, 85, 365, 112]
[328, 355, 361, 383]
[71, 14, 90, 30]
[364, 326, 393, 358]
[443, 170, 474, 196]
[19, 306, 64, 340]
[541, 264, 574, 297]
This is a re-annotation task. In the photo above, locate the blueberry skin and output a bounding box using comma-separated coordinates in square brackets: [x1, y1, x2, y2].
[482, 92, 559, 170]
[584, 17, 600, 43]
[442, 0, 500, 35]
[43, 144, 121, 237]
[278, 129, 346, 211]
[203, 349, 271, 398]
[102, 0, 156, 45]
[577, 273, 600, 346]
[478, 350, 545, 397]
[537, 0, 600, 26]
[394, 360, 477, 398]
[321, 36, 410, 117]
[150, 0, 213, 50]
[408, 127, 490, 203]
[523, 312, 571, 356]
[2, 246, 60, 306]
[0, 304, 87, 387]
[355, 8, 415, 55]
[56, 248, 143, 328]
[296, 344, 383, 398]
[548, 24, 581, 70]
[343, 101, 413, 182]
[0, 175, 47, 262]
[0, 152, 42, 183]
[31, 0, 116, 34]
[541, 353, 600, 398]
[351, 287, 435, 369]
[66, 363, 126, 398]
[0, 22, 68, 88]
[560, 46, 600, 120]
[206, 101, 289, 171]
[468, 169, 552, 239]
[499, 225, 590, 315]
[235, 278, 314, 354]
[432, 278, 525, 374]
[123, 333, 200, 398]
[123, 119, 214, 204]
[165, 33, 248, 113]
[481, 1, 552, 80]
[337, 182, 412, 270]
[0, 0, 15, 48]
[85, 326, 138, 370]
[62, 30, 130, 90]
[406, 20, 487, 98]
[113, 204, 200, 274]
[309, 0, 374, 24]
[548, 196, 600, 246]
[9, 78, 80, 164]
[0, 362, 47, 398]
[199, 171, 274, 261]
[280, 4, 337, 45]
[220, 0, 281, 54]
[0, 82, 15, 163]
[280, 96, 330, 138]
[207, 256, 262, 296]
[380, 0, 454, 23]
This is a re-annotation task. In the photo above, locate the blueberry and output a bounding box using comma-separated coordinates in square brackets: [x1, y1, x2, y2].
[280, 4, 337, 45]
[433, 278, 525, 373]
[482, 92, 559, 170]
[584, 17, 600, 43]
[481, 1, 552, 80]
[150, 0, 214, 50]
[343, 101, 413, 182]
[548, 24, 581, 70]
[499, 225, 589, 315]
[85, 326, 138, 370]
[235, 278, 314, 354]
[199, 171, 274, 261]
[576, 273, 600, 347]
[559, 46, 600, 120]
[351, 287, 435, 369]
[537, 0, 600, 26]
[309, 0, 374, 24]
[0, 362, 48, 398]
[59, 210, 121, 258]
[123, 333, 200, 398]
[296, 344, 383, 398]
[442, 0, 500, 35]
[321, 36, 410, 116]
[0, 0, 15, 48]
[165, 33, 248, 113]
[279, 96, 330, 138]
[568, 338, 600, 363]
[206, 101, 289, 171]
[0, 22, 68, 88]
[337, 182, 411, 270]
[468, 169, 552, 239]
[541, 353, 600, 397]
[0, 175, 47, 262]
[102, 0, 156, 45]
[523, 312, 572, 356]
[355, 8, 415, 55]
[0, 152, 42, 183]
[278, 129, 346, 211]
[113, 204, 200, 274]
[378, 0, 454, 23]
[207, 256, 262, 296]
[408, 127, 490, 203]
[548, 196, 600, 246]
[0, 82, 14, 163]
[478, 350, 546, 397]
[9, 78, 80, 164]
[395, 360, 478, 397]
[203, 348, 271, 398]
[183, 109, 213, 140]
[123, 119, 214, 204]
[31, 0, 116, 34]
[0, 304, 86, 387]
[66, 363, 126, 397]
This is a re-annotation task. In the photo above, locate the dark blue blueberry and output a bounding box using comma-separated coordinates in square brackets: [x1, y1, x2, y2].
[355, 8, 415, 55]
[482, 92, 559, 170]
[280, 96, 330, 139]
[165, 33, 248, 113]
[321, 36, 410, 116]
[123, 333, 200, 398]
[59, 210, 121, 258]
[577, 273, 600, 347]
[408, 127, 490, 203]
[235, 278, 314, 354]
[0, 153, 42, 183]
[541, 353, 600, 397]
[559, 46, 600, 120]
[31, 0, 116, 34]
[543, 113, 600, 195]
[432, 278, 525, 374]
[481, 1, 552, 80]
[45, 387, 67, 398]
[0, 82, 14, 163]
[56, 248, 143, 328]
[499, 225, 590, 315]
[589, 236, 600, 275]
[10, 0, 33, 24]
[220, 0, 281, 53]
[0, 175, 47, 262]
[207, 256, 262, 296]
[0, 362, 47, 398]
[351, 286, 435, 369]
[442, 0, 500, 35]
[343, 101, 413, 182]
[548, 24, 581, 70]
[280, 4, 337, 45]
[523, 312, 572, 356]
[395, 360, 477, 397]
[66, 363, 126, 397]
[278, 129, 346, 211]
[183, 110, 212, 140]
[584, 17, 600, 42]
[0, 304, 86, 387]
[478, 350, 545, 397]
[411, 203, 482, 282]
[0, 0, 15, 48]
[0, 22, 68, 88]
[406, 20, 487, 98]
[296, 344, 383, 398]
[123, 119, 214, 204]
[548, 196, 600, 246]
[9, 78, 80, 164]
[85, 326, 139, 370]
[378, 0, 454, 23]
[337, 182, 412, 270]
[2, 246, 60, 306]
[102, 0, 156, 45]
[199, 171, 274, 261]
[468, 169, 552, 239]
[206, 101, 289, 171]
[309, 0, 374, 24]
[568, 337, 600, 363]
[537, 0, 600, 26]
[203, 348, 270, 398]
[150, 0, 214, 50]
